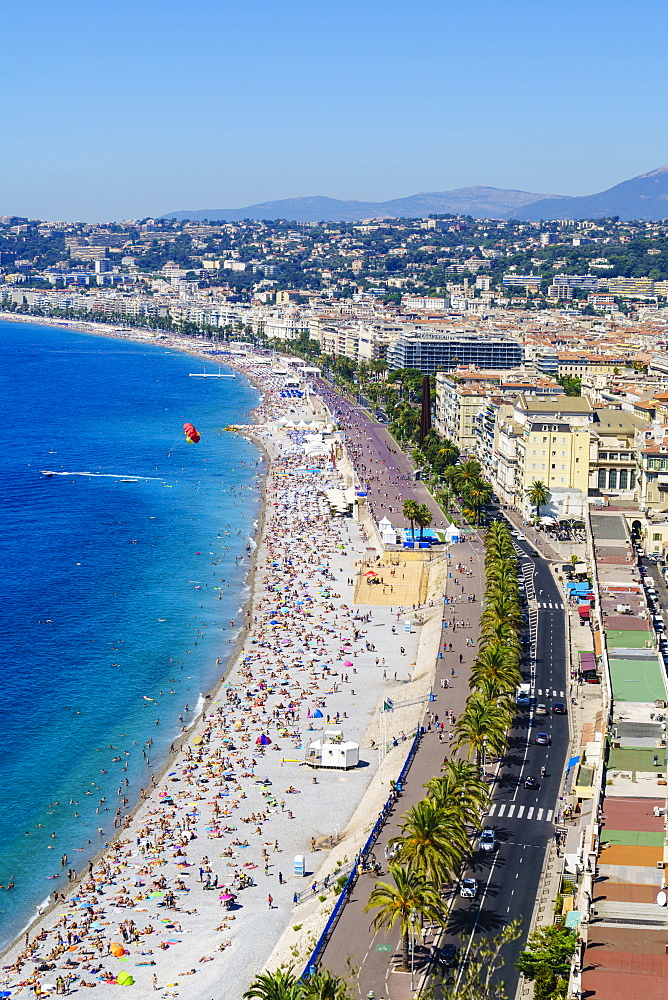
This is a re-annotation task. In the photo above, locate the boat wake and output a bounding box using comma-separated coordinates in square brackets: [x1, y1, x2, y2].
[40, 471, 165, 481]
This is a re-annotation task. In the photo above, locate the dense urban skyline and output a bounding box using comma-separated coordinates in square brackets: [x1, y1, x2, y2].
[3, 0, 668, 220]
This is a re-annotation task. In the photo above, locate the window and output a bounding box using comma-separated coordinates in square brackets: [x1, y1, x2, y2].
[631, 470, 636, 488]
[608, 469, 617, 489]
[608, 452, 618, 461]
[619, 469, 628, 489]
[653, 533, 662, 542]
[551, 464, 556, 470]
[598, 468, 606, 489]
[599, 452, 607, 460]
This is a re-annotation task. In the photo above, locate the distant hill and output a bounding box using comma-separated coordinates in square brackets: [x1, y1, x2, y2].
[515, 165, 668, 222]
[162, 186, 554, 223]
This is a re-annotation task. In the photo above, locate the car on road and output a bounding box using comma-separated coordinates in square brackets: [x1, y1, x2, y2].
[535, 732, 551, 745]
[552, 702, 567, 714]
[479, 827, 498, 852]
[437, 943, 458, 968]
[460, 877, 478, 898]
[535, 703, 548, 716]
[530, 550, 539, 557]
[523, 775, 540, 789]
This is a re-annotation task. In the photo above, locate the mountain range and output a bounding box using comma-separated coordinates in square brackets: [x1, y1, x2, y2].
[162, 165, 668, 224]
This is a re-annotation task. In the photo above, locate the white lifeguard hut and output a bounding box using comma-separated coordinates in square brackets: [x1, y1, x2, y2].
[304, 729, 360, 770]
[378, 516, 397, 546]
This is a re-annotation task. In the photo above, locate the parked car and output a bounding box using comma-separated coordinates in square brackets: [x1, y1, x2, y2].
[552, 702, 567, 714]
[535, 733, 552, 746]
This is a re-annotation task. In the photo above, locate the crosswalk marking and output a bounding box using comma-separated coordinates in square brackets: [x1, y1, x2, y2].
[536, 689, 565, 697]
[486, 802, 553, 825]
[537, 602, 564, 610]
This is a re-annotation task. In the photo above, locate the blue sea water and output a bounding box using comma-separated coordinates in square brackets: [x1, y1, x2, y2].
[0, 321, 261, 949]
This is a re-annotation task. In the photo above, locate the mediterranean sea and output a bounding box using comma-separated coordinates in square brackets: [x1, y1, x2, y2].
[0, 320, 261, 950]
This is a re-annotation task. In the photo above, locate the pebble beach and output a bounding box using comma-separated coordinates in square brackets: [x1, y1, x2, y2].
[1, 333, 437, 1000]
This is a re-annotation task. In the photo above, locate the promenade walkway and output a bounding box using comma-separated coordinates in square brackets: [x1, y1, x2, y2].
[289, 383, 487, 997]
[319, 527, 483, 999]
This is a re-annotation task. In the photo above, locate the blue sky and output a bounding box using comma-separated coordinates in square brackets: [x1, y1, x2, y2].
[4, 0, 668, 220]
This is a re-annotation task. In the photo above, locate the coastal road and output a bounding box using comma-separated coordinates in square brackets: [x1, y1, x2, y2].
[438, 534, 570, 998]
[318, 525, 570, 999]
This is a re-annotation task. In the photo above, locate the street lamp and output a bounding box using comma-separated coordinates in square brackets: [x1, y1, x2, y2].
[409, 908, 417, 992]
[482, 739, 487, 776]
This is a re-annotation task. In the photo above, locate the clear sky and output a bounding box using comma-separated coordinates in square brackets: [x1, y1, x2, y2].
[4, 0, 668, 221]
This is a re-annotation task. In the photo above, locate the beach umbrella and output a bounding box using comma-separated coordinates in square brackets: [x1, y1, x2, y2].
[344, 660, 353, 667]
[256, 734, 272, 745]
[313, 709, 324, 718]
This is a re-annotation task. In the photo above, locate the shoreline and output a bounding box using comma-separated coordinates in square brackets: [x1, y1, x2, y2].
[0, 317, 272, 960]
[1, 315, 439, 998]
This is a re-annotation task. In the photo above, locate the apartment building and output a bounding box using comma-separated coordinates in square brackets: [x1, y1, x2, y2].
[557, 354, 626, 379]
[590, 409, 645, 495]
[388, 332, 523, 374]
[434, 374, 491, 456]
[496, 395, 593, 512]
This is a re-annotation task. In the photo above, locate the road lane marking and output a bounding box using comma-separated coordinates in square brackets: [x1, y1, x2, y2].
[545, 809, 553, 822]
[488, 803, 496, 816]
[498, 804, 506, 817]
[517, 805, 525, 818]
[537, 808, 544, 821]
[507, 804, 515, 818]
[527, 807, 534, 819]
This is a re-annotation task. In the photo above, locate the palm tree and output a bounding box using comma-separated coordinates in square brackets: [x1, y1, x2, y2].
[364, 865, 445, 970]
[403, 499, 420, 541]
[463, 478, 493, 525]
[469, 642, 521, 697]
[243, 968, 303, 1000]
[452, 695, 510, 771]
[414, 503, 433, 541]
[424, 760, 490, 827]
[389, 798, 466, 885]
[452, 459, 482, 494]
[436, 439, 460, 468]
[526, 480, 551, 523]
[302, 969, 352, 1000]
[244, 968, 351, 1000]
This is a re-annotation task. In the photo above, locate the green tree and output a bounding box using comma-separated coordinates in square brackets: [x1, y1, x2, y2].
[526, 481, 551, 522]
[389, 798, 467, 885]
[243, 967, 352, 1000]
[364, 865, 445, 970]
[515, 924, 577, 999]
[403, 499, 420, 541]
[429, 920, 522, 1000]
[424, 759, 490, 827]
[452, 693, 510, 770]
[243, 968, 304, 1000]
[414, 503, 433, 540]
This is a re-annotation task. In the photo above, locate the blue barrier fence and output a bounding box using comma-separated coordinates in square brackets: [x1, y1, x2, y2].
[301, 726, 422, 979]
